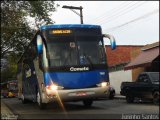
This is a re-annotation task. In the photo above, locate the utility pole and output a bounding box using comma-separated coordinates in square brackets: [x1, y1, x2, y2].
[62, 5, 83, 24]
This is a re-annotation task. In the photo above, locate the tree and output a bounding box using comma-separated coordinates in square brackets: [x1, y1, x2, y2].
[1, 53, 18, 82]
[1, 0, 58, 58]
[1, 1, 58, 82]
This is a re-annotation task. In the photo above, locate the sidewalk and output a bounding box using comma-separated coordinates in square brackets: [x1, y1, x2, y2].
[114, 94, 126, 100]
[1, 100, 18, 119]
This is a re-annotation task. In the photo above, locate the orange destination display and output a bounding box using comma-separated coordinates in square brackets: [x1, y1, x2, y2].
[50, 29, 72, 34]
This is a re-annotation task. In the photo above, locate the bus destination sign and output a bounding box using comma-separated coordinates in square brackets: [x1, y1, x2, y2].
[50, 29, 72, 34]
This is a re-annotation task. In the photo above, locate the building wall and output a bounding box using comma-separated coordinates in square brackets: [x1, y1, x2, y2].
[130, 47, 145, 81]
[105, 45, 143, 93]
[105, 45, 143, 67]
[130, 42, 159, 80]
[150, 56, 159, 72]
[132, 67, 145, 81]
[109, 70, 132, 94]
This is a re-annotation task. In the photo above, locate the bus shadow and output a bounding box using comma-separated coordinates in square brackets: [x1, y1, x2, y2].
[12, 98, 105, 112]
[45, 101, 104, 112]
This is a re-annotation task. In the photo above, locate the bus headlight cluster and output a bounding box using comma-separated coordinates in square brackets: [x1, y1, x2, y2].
[46, 84, 64, 95]
[96, 82, 109, 87]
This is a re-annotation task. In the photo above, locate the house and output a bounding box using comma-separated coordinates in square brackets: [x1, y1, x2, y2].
[124, 41, 159, 81]
[105, 45, 143, 94]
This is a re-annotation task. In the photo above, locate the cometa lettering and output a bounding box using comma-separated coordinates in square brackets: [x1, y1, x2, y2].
[70, 67, 89, 71]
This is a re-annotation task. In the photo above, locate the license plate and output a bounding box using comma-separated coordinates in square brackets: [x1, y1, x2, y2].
[76, 92, 87, 96]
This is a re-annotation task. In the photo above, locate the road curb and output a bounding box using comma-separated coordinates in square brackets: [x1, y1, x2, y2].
[114, 95, 125, 100]
[1, 100, 18, 119]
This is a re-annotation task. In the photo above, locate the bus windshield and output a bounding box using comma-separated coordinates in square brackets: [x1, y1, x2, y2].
[47, 36, 106, 67]
[77, 36, 106, 65]
[47, 36, 77, 67]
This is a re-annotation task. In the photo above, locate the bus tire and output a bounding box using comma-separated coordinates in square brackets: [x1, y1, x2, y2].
[83, 99, 93, 107]
[37, 92, 47, 109]
[21, 93, 28, 104]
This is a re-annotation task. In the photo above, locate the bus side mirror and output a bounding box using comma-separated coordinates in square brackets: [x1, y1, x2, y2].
[103, 34, 116, 50]
[37, 35, 43, 54]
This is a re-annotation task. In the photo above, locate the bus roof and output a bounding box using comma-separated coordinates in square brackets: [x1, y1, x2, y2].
[40, 24, 101, 31]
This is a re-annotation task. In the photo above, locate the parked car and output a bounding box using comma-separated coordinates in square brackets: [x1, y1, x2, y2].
[1, 80, 18, 98]
[120, 72, 159, 104]
[1, 90, 16, 98]
[1, 90, 8, 98]
[108, 85, 115, 99]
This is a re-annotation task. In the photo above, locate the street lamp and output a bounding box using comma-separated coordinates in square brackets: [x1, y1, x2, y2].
[62, 5, 83, 24]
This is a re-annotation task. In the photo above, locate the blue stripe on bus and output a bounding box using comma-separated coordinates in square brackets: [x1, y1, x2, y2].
[40, 24, 101, 31]
[44, 70, 109, 89]
[37, 45, 43, 53]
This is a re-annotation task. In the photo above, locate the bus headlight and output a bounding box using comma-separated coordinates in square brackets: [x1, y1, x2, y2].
[46, 84, 64, 95]
[96, 82, 109, 87]
[50, 84, 58, 91]
[101, 82, 107, 87]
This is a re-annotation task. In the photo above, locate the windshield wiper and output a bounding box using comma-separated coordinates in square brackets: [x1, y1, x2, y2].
[82, 53, 94, 69]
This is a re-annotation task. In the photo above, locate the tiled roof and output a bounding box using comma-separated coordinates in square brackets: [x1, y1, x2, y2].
[124, 47, 159, 70]
[141, 41, 159, 51]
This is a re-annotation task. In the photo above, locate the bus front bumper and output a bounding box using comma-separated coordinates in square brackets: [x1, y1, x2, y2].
[43, 86, 110, 103]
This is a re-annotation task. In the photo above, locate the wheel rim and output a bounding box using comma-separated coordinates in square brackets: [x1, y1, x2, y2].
[37, 92, 41, 105]
[21, 94, 24, 101]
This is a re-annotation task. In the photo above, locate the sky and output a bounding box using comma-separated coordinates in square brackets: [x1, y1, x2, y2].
[49, 1, 159, 45]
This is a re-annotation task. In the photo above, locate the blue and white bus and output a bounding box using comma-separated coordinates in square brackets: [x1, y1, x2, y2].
[17, 24, 116, 109]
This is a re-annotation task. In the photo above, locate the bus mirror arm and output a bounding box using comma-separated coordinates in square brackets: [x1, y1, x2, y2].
[37, 35, 43, 54]
[103, 34, 116, 50]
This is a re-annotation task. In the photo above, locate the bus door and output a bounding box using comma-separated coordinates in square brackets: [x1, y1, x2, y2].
[23, 58, 38, 101]
[28, 61, 38, 102]
[22, 61, 31, 99]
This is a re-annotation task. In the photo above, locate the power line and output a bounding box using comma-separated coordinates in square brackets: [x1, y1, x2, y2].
[106, 14, 156, 34]
[105, 9, 159, 32]
[103, 9, 159, 32]
[92, 1, 140, 24]
[99, 1, 147, 25]
[86, 1, 134, 23]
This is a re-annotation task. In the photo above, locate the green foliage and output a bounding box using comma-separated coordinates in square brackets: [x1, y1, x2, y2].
[1, 1, 58, 81]
[1, 53, 18, 82]
[1, 0, 57, 58]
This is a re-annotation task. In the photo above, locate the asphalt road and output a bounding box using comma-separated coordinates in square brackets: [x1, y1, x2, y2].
[1, 97, 159, 119]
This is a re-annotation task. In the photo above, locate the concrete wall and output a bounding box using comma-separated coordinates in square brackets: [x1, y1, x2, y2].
[109, 70, 132, 94]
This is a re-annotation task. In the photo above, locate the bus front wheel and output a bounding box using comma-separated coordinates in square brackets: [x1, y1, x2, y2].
[21, 93, 28, 104]
[37, 92, 47, 109]
[83, 99, 93, 107]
